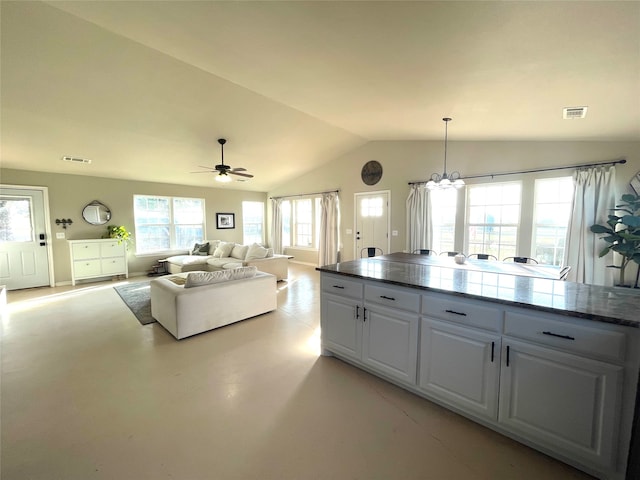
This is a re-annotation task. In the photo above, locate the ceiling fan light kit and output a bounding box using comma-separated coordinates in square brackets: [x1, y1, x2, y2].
[193, 138, 254, 183]
[426, 117, 465, 190]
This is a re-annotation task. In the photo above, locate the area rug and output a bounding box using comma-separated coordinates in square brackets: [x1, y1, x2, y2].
[114, 281, 155, 325]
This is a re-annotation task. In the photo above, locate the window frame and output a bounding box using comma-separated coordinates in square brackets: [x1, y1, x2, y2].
[282, 196, 322, 250]
[242, 201, 265, 245]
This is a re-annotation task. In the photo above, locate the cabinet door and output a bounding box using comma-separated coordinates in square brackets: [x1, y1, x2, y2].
[321, 293, 361, 360]
[100, 240, 124, 258]
[73, 260, 101, 278]
[72, 242, 100, 260]
[101, 257, 126, 275]
[499, 338, 622, 469]
[362, 304, 419, 384]
[419, 318, 501, 420]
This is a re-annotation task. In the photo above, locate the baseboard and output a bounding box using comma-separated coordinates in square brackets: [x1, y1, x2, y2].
[289, 260, 318, 267]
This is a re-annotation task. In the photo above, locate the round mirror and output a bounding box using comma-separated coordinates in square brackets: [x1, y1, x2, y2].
[82, 200, 111, 225]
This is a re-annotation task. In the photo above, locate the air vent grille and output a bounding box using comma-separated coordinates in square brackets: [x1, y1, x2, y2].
[563, 106, 588, 119]
[62, 156, 92, 164]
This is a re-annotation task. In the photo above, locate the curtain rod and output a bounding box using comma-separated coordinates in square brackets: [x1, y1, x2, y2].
[408, 158, 626, 185]
[270, 189, 339, 200]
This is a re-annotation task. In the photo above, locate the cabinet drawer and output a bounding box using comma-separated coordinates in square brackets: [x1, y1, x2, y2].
[321, 275, 363, 299]
[422, 292, 502, 332]
[101, 257, 126, 275]
[504, 311, 626, 362]
[365, 284, 420, 312]
[74, 260, 101, 278]
[72, 243, 100, 260]
[100, 241, 124, 257]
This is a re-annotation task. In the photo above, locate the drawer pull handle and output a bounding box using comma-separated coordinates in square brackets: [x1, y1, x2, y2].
[332, 285, 345, 289]
[355, 305, 360, 319]
[491, 341, 495, 363]
[506, 345, 510, 367]
[542, 331, 575, 341]
[363, 307, 367, 322]
[380, 295, 396, 301]
[445, 309, 467, 316]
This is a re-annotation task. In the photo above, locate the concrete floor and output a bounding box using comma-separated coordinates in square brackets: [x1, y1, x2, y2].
[2, 263, 593, 479]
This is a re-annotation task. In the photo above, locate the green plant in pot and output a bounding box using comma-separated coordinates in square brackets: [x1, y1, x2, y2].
[104, 225, 133, 247]
[590, 193, 640, 287]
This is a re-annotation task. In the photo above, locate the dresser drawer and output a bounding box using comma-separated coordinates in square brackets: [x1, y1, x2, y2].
[365, 284, 420, 312]
[73, 260, 101, 278]
[101, 257, 126, 275]
[321, 274, 363, 299]
[504, 311, 626, 362]
[72, 243, 100, 260]
[422, 292, 502, 332]
[100, 241, 124, 257]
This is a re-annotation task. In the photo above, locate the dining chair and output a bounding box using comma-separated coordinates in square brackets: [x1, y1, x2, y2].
[412, 249, 437, 256]
[467, 253, 497, 260]
[440, 251, 460, 257]
[503, 256, 539, 264]
[361, 247, 383, 258]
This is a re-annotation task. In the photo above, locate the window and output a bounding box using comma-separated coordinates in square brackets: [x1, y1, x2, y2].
[242, 201, 264, 245]
[466, 182, 521, 260]
[532, 177, 574, 266]
[430, 189, 457, 254]
[134, 195, 204, 254]
[282, 196, 322, 249]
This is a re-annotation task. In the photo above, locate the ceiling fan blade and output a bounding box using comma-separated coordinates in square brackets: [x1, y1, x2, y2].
[230, 167, 247, 172]
[198, 166, 215, 170]
[190, 170, 215, 174]
[229, 171, 254, 178]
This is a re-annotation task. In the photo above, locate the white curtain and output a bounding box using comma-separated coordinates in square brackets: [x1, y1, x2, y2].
[406, 184, 431, 253]
[270, 198, 283, 254]
[319, 192, 340, 266]
[566, 166, 616, 285]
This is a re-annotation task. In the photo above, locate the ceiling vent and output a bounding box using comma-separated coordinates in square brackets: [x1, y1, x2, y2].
[563, 106, 588, 119]
[62, 155, 92, 164]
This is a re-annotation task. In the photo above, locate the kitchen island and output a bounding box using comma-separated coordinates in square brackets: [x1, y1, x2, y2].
[317, 255, 640, 480]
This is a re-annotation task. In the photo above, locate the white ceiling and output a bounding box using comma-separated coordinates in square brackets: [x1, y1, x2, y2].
[1, 1, 639, 191]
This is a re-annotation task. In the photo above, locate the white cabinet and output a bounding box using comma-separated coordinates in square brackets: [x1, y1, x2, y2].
[419, 318, 501, 420]
[69, 239, 128, 285]
[500, 311, 626, 471]
[321, 274, 419, 384]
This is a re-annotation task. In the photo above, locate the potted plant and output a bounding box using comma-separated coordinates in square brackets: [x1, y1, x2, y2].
[590, 193, 640, 287]
[104, 225, 133, 247]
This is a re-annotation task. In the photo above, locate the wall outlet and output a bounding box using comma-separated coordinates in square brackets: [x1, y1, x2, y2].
[56, 232, 65, 239]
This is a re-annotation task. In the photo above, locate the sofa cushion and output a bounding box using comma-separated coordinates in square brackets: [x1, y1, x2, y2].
[191, 242, 210, 256]
[206, 240, 221, 254]
[230, 244, 249, 260]
[266, 248, 274, 257]
[184, 266, 258, 288]
[245, 243, 268, 261]
[166, 255, 209, 266]
[212, 241, 234, 258]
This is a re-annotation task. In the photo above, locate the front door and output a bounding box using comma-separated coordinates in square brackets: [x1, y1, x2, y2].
[355, 191, 389, 258]
[0, 186, 52, 290]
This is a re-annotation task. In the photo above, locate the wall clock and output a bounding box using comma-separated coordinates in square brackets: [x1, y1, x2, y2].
[631, 171, 640, 195]
[361, 160, 383, 185]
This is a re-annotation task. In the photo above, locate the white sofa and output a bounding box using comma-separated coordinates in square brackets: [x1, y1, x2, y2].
[165, 240, 291, 281]
[150, 268, 277, 340]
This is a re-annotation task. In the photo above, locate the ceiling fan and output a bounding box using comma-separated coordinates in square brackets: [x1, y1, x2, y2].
[193, 138, 254, 183]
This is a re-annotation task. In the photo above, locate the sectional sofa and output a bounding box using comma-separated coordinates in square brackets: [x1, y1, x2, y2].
[165, 240, 291, 281]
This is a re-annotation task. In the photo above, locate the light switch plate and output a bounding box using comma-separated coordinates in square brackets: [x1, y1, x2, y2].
[392, 230, 398, 236]
[56, 232, 65, 239]
[346, 229, 353, 235]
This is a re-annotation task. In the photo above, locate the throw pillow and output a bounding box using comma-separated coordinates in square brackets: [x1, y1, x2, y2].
[245, 243, 268, 261]
[230, 244, 249, 260]
[191, 242, 210, 256]
[184, 266, 257, 288]
[212, 241, 234, 258]
[265, 248, 274, 258]
[206, 240, 220, 254]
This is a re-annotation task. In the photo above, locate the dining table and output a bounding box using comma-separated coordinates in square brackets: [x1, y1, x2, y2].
[374, 252, 570, 280]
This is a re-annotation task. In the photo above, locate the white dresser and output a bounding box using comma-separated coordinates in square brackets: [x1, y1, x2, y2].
[68, 239, 128, 285]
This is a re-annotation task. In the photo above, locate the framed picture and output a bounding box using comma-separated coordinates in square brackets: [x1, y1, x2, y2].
[216, 213, 235, 229]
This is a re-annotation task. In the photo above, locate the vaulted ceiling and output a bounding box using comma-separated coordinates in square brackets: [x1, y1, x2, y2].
[1, 1, 638, 191]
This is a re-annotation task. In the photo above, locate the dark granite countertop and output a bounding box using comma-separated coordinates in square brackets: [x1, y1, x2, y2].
[317, 257, 640, 328]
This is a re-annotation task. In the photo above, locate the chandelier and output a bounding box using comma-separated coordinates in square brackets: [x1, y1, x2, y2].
[425, 117, 465, 190]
